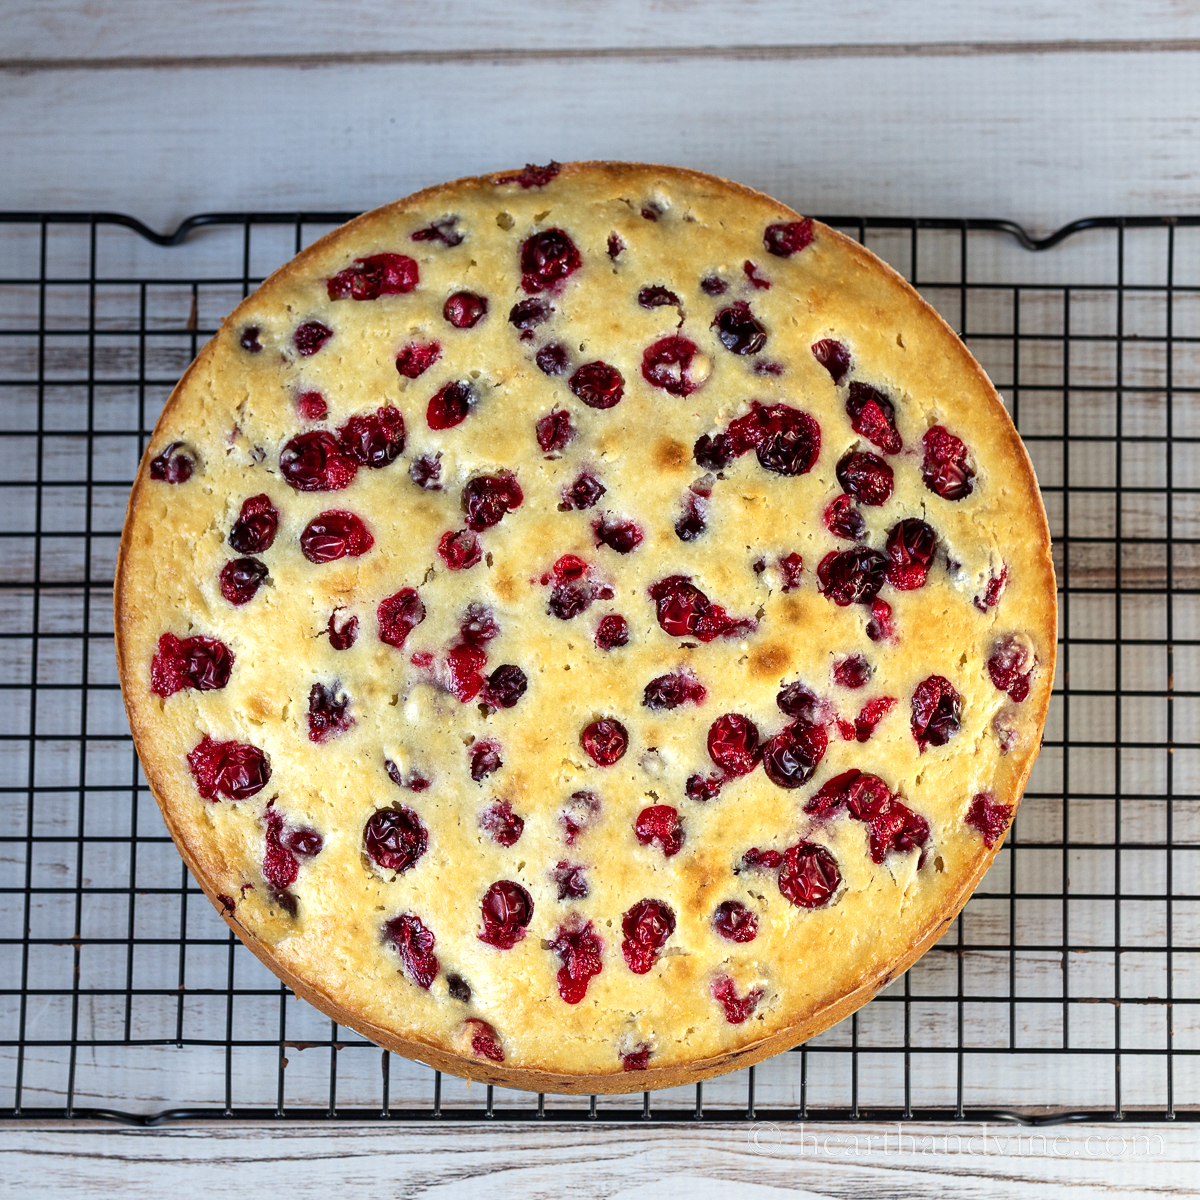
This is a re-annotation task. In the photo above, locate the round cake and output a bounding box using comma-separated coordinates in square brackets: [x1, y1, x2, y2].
[115, 161, 1056, 1094]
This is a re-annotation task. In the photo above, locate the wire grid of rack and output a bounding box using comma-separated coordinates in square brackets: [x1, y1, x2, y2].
[0, 210, 1198, 1126]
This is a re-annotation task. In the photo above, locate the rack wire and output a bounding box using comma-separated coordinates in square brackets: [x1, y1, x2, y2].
[1, 210, 1198, 1125]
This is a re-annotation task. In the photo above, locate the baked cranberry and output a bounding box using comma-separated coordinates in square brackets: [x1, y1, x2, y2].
[713, 900, 758, 943]
[376, 588, 425, 649]
[281, 825, 322, 859]
[384, 912, 439, 989]
[824, 495, 866, 541]
[779, 552, 804, 591]
[764, 219, 813, 256]
[470, 740, 503, 782]
[778, 841, 840, 907]
[510, 297, 551, 330]
[560, 471, 604, 511]
[741, 847, 784, 871]
[837, 451, 893, 507]
[280, 430, 358, 492]
[643, 669, 707, 711]
[410, 216, 462, 246]
[497, 161, 561, 188]
[460, 603, 499, 648]
[621, 898, 676, 973]
[323, 609, 357, 650]
[549, 917, 603, 1003]
[607, 233, 624, 259]
[149, 441, 195, 484]
[674, 492, 707, 541]
[987, 634, 1034, 702]
[478, 880, 533, 949]
[479, 799, 523, 847]
[648, 575, 755, 642]
[762, 719, 827, 789]
[866, 597, 895, 642]
[262, 808, 300, 893]
[817, 548, 889, 605]
[395, 341, 441, 378]
[187, 735, 270, 801]
[307, 682, 353, 742]
[854, 695, 896, 742]
[595, 614, 629, 649]
[444, 643, 487, 702]
[593, 513, 643, 554]
[296, 391, 327, 420]
[339, 405, 406, 468]
[712, 302, 767, 355]
[686, 772, 724, 802]
[966, 792, 1014, 848]
[581, 717, 628, 766]
[483, 664, 527, 710]
[293, 320, 332, 356]
[911, 675, 963, 750]
[634, 805, 683, 856]
[642, 335, 707, 396]
[621, 1045, 651, 1071]
[707, 714, 760, 777]
[385, 760, 430, 792]
[641, 204, 660, 220]
[811, 772, 930, 863]
[219, 557, 268, 605]
[443, 291, 487, 328]
[364, 805, 427, 872]
[463, 474, 523, 534]
[549, 577, 594, 619]
[885, 518, 937, 589]
[520, 228, 581, 293]
[974, 564, 1008, 612]
[466, 1019, 504, 1063]
[229, 494, 279, 554]
[446, 974, 471, 1003]
[327, 254, 418, 301]
[846, 382, 902, 455]
[560, 790, 599, 845]
[536, 409, 573, 453]
[834, 654, 871, 689]
[410, 453, 442, 489]
[239, 326, 262, 353]
[568, 360, 625, 409]
[150, 633, 233, 697]
[551, 861, 588, 900]
[776, 680, 820, 719]
[693, 432, 734, 470]
[811, 338, 851, 384]
[743, 260, 770, 289]
[639, 285, 681, 309]
[711, 975, 763, 1024]
[752, 405, 821, 476]
[437, 529, 482, 570]
[426, 380, 475, 430]
[300, 511, 373, 563]
[536, 342, 570, 375]
[700, 275, 728, 295]
[922, 425, 974, 500]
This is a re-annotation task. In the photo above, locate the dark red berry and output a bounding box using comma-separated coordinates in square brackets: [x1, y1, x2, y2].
[327, 254, 418, 301]
[478, 880, 533, 950]
[776, 680, 819, 720]
[549, 917, 603, 1003]
[470, 740, 503, 782]
[634, 805, 683, 856]
[686, 772, 724, 802]
[707, 714, 760, 777]
[922, 425, 974, 499]
[280, 430, 358, 492]
[339, 406, 405, 468]
[483, 664, 527, 710]
[817, 548, 889, 605]
[410, 453, 442, 489]
[674, 492, 707, 541]
[560, 790, 599, 845]
[307, 682, 352, 743]
[446, 643, 488, 702]
[593, 513, 643, 554]
[712, 900, 758, 943]
[282, 825, 322, 858]
[642, 335, 707, 396]
[444, 291, 487, 329]
[460, 603, 499, 648]
[741, 847, 784, 871]
[296, 391, 327, 420]
[854, 696, 896, 742]
[510, 297, 551, 330]
[549, 577, 594, 619]
[463, 471, 523, 531]
[384, 912, 438, 989]
[752, 405, 821, 476]
[293, 321, 332, 356]
[812, 338, 851, 384]
[778, 841, 840, 907]
[551, 861, 588, 900]
[427, 380, 475, 430]
[536, 409, 573, 453]
[149, 441, 195, 484]
[229, 494, 279, 554]
[833, 655, 871, 689]
[569, 360, 625, 409]
[743, 260, 770, 289]
[639, 285, 681, 310]
[648, 575, 755, 642]
[974, 564, 1008, 612]
[621, 1046, 651, 1071]
[364, 805, 428, 872]
[446, 974, 471, 1003]
[465, 1018, 504, 1062]
[536, 342, 570, 375]
[239, 326, 262, 353]
[595, 614, 629, 650]
[621, 898, 676, 973]
[479, 799, 524, 846]
[966, 792, 1013, 848]
[866, 598, 895, 642]
[608, 233, 624, 259]
[437, 529, 482, 570]
[151, 633, 233, 697]
[410, 216, 463, 246]
[694, 432, 734, 470]
[384, 760, 430, 792]
[779, 552, 803, 591]
[836, 451, 893, 507]
[711, 975, 763, 1024]
[911, 675, 963, 751]
[885, 518, 937, 590]
[328, 609, 358, 650]
[396, 341, 441, 378]
[643, 669, 707, 711]
[642, 205, 660, 221]
[700, 275, 728, 295]
[187, 735, 270, 801]
[764, 218, 813, 257]
[497, 161, 561, 188]
[300, 510, 373, 563]
[559, 471, 604, 511]
[846, 382, 902, 455]
[377, 588, 426, 648]
[262, 808, 300, 893]
[581, 718, 628, 766]
[712, 302, 767, 355]
[761, 719, 827, 789]
[824, 495, 866, 540]
[987, 634, 1034, 702]
[219, 557, 268, 605]
[520, 228, 581, 294]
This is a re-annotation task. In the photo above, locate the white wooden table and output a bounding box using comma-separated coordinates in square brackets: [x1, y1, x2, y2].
[3, 2, 1199, 1193]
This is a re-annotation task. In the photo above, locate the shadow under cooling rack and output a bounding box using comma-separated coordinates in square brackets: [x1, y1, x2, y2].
[1, 212, 1200, 1125]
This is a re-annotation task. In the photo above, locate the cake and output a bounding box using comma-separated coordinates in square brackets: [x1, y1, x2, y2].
[115, 161, 1056, 1094]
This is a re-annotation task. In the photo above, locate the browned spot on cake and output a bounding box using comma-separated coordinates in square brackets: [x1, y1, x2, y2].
[778, 594, 804, 625]
[245, 692, 274, 720]
[750, 641, 793, 679]
[492, 571, 517, 602]
[654, 437, 689, 471]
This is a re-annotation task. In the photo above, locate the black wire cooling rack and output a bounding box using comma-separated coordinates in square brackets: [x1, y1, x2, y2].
[1, 210, 1198, 1127]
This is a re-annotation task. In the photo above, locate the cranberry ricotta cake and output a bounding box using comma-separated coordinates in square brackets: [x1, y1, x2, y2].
[116, 162, 1055, 1093]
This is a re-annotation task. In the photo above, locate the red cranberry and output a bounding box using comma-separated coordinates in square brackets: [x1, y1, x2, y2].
[466, 1019, 504, 1063]
[446, 643, 488, 702]
[764, 219, 813, 257]
[239, 326, 262, 353]
[853, 695, 896, 742]
[446, 975, 471, 1002]
[833, 654, 871, 689]
[743, 260, 770, 289]
[621, 1046, 651, 1071]
[219, 557, 268, 605]
[581, 718, 628, 766]
[262, 808, 299, 893]
[536, 342, 570, 375]
[648, 575, 754, 642]
[385, 760, 430, 792]
[410, 217, 462, 246]
[707, 714, 760, 777]
[396, 341, 441, 378]
[987, 634, 1034, 702]
[643, 669, 707, 711]
[510, 297, 551, 330]
[328, 609, 358, 649]
[560, 790, 599, 845]
[187, 735, 270, 801]
[520, 228, 581, 293]
[911, 675, 963, 750]
[642, 335, 706, 396]
[974, 564, 1008, 612]
[608, 233, 624, 258]
[776, 680, 819, 719]
[836, 451, 894, 507]
[437, 529, 482, 570]
[460, 603, 499, 647]
[712, 900, 758, 943]
[427, 380, 475, 429]
[778, 841, 840, 907]
[300, 510, 373, 563]
[549, 577, 594, 619]
[674, 492, 707, 541]
[641, 205, 660, 220]
[327, 253, 418, 301]
[595, 614, 629, 650]
[377, 588, 426, 648]
[866, 598, 895, 642]
[281, 825, 322, 859]
[470, 740, 503, 782]
[779, 552, 804, 591]
[479, 799, 524, 846]
[639, 285, 681, 308]
[811, 772, 930, 863]
[593, 513, 643, 554]
[817, 548, 889, 605]
[712, 302, 767, 355]
[711, 975, 764, 1024]
[497, 161, 561, 188]
[885, 519, 937, 590]
[280, 430, 358, 492]
[478, 880, 533, 949]
[339, 405, 406, 468]
[559, 472, 604, 512]
[693, 432, 734, 471]
[307, 682, 353, 742]
[700, 275, 728, 295]
[741, 847, 784, 871]
[966, 792, 1014, 848]
[296, 391, 327, 420]
[150, 633, 233, 696]
[536, 409, 573, 453]
[634, 805, 683, 856]
[410, 453, 442, 489]
[846, 383, 902, 455]
[293, 321, 333, 356]
[483, 664, 527, 710]
[761, 719, 827, 789]
[922, 425, 974, 500]
[443, 291, 487, 328]
[569, 361, 625, 409]
[229, 494, 279, 554]
[551, 861, 588, 900]
[463, 471, 523, 531]
[752, 405, 821, 476]
[383, 912, 438, 989]
[812, 338, 851, 384]
[621, 898, 676, 973]
[549, 917, 603, 1003]
[149, 441, 195, 484]
[824, 495, 866, 540]
[364, 805, 427, 872]
[686, 772, 724, 802]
